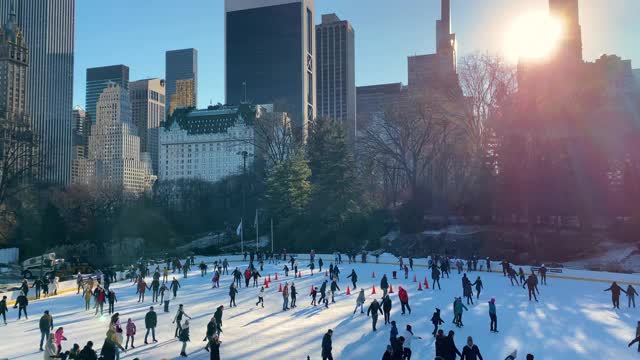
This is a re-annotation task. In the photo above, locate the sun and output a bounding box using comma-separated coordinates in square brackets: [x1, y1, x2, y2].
[504, 12, 563, 63]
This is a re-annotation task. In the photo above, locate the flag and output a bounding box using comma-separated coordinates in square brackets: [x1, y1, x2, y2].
[236, 219, 243, 236]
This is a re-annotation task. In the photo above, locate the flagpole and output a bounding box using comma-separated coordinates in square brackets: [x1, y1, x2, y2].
[256, 209, 259, 252]
[240, 217, 244, 254]
[271, 218, 274, 253]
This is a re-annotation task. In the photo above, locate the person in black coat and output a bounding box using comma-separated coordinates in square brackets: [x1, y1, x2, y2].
[382, 295, 392, 325]
[435, 330, 447, 359]
[14, 292, 28, 320]
[79, 341, 98, 360]
[290, 283, 297, 308]
[391, 336, 405, 360]
[431, 308, 444, 336]
[214, 306, 224, 334]
[144, 306, 157, 344]
[445, 330, 462, 360]
[0, 295, 8, 325]
[321, 329, 333, 360]
[229, 283, 238, 307]
[461, 336, 483, 360]
[347, 269, 358, 289]
[367, 299, 383, 331]
[209, 334, 222, 360]
[604, 282, 626, 309]
[380, 275, 389, 297]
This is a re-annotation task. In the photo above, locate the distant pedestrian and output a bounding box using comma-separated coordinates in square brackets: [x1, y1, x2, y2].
[179, 319, 190, 357]
[125, 318, 136, 349]
[367, 299, 383, 331]
[431, 308, 444, 336]
[321, 329, 333, 360]
[489, 298, 498, 332]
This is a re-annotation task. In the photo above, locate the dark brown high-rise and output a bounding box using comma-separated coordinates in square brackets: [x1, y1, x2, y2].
[549, 0, 583, 62]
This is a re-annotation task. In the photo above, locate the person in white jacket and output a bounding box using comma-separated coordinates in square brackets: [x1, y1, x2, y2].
[353, 289, 366, 314]
[256, 286, 265, 308]
[43, 334, 57, 360]
[52, 277, 59, 296]
[401, 324, 421, 360]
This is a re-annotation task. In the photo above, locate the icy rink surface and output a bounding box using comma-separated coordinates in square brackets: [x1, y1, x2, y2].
[2, 254, 639, 359]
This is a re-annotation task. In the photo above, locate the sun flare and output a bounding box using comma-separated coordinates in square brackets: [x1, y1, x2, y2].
[504, 12, 563, 63]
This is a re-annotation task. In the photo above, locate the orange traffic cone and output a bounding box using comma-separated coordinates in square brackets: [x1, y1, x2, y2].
[264, 279, 269, 288]
[346, 286, 351, 295]
[413, 274, 417, 282]
[268, 275, 271, 282]
[275, 273, 279, 280]
[371, 285, 377, 295]
[389, 284, 394, 294]
[278, 283, 283, 292]
[418, 282, 423, 291]
[424, 278, 429, 289]
[372, 272, 376, 278]
[298, 271, 302, 278]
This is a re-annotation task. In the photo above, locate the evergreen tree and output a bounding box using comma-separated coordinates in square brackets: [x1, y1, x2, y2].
[307, 118, 363, 233]
[264, 149, 311, 220]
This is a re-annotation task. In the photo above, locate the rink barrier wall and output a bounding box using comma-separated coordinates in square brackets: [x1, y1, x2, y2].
[219, 256, 640, 286]
[3, 256, 637, 307]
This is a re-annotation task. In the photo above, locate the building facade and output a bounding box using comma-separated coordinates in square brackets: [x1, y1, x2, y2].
[165, 48, 197, 115]
[71, 106, 86, 183]
[549, 0, 582, 63]
[225, 0, 315, 141]
[0, 0, 74, 185]
[86, 65, 129, 122]
[160, 103, 279, 183]
[316, 13, 356, 143]
[168, 79, 195, 115]
[74, 83, 155, 193]
[408, 0, 458, 94]
[130, 78, 165, 174]
[0, 2, 34, 181]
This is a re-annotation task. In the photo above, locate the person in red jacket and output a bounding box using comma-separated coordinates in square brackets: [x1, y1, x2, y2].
[95, 288, 106, 316]
[244, 269, 252, 288]
[398, 286, 411, 315]
[137, 279, 150, 303]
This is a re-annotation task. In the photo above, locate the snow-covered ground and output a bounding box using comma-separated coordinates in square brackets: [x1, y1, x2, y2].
[2, 254, 639, 360]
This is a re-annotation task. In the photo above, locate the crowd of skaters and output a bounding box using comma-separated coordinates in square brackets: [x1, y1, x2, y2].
[0, 249, 638, 359]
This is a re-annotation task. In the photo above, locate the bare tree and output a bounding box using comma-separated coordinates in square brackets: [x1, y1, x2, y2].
[458, 53, 517, 156]
[0, 115, 40, 242]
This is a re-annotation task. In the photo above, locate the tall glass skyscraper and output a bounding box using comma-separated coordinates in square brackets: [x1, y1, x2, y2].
[165, 48, 197, 115]
[225, 0, 315, 141]
[0, 0, 75, 185]
[85, 65, 130, 122]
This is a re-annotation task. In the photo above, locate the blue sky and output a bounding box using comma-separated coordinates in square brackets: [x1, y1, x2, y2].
[73, 0, 640, 108]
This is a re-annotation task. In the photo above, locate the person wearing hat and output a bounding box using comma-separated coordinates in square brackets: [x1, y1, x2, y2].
[489, 298, 498, 332]
[321, 329, 333, 360]
[402, 324, 421, 359]
[461, 336, 484, 360]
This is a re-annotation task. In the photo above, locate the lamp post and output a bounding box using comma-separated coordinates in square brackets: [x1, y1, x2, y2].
[237, 150, 251, 253]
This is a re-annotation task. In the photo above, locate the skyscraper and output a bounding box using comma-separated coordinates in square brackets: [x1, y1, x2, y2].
[408, 0, 457, 92]
[85, 65, 129, 122]
[165, 48, 197, 116]
[549, 0, 582, 62]
[168, 79, 195, 115]
[75, 83, 155, 193]
[225, 0, 315, 140]
[71, 106, 86, 184]
[0, 0, 75, 185]
[0, 2, 34, 181]
[316, 13, 356, 143]
[130, 78, 165, 174]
